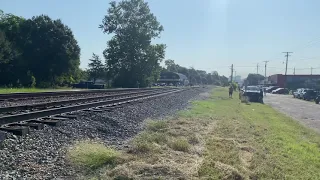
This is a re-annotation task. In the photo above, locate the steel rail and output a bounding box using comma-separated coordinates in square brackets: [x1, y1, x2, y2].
[0, 89, 168, 113]
[0, 89, 183, 126]
[0, 88, 165, 100]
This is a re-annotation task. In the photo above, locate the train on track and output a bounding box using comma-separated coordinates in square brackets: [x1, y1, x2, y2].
[71, 81, 105, 89]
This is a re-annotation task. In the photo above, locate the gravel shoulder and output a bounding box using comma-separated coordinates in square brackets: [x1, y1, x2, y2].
[0, 87, 213, 179]
[264, 94, 320, 133]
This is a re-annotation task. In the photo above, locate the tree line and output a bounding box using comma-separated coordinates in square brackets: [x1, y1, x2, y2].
[162, 59, 229, 86]
[1, 0, 228, 89]
[0, 10, 84, 88]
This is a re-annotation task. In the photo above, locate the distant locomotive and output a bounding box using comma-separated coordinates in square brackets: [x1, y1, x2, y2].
[72, 81, 105, 89]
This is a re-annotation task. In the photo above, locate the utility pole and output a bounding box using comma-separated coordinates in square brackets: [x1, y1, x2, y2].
[263, 61, 269, 86]
[293, 67, 295, 75]
[282, 52, 293, 76]
[282, 52, 293, 88]
[256, 63, 259, 74]
[230, 64, 234, 82]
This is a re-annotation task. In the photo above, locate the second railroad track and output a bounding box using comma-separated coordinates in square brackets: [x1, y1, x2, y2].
[0, 88, 185, 136]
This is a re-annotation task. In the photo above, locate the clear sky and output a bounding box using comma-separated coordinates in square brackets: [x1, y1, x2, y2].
[2, 0, 320, 78]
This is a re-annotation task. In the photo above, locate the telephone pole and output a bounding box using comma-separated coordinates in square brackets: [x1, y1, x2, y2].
[293, 67, 295, 75]
[263, 61, 269, 85]
[256, 63, 259, 74]
[282, 52, 293, 75]
[230, 64, 234, 82]
[282, 52, 293, 88]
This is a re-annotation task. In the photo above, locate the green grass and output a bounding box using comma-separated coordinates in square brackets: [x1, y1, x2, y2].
[68, 87, 320, 179]
[67, 141, 120, 170]
[0, 87, 71, 94]
[168, 138, 190, 152]
[195, 88, 320, 179]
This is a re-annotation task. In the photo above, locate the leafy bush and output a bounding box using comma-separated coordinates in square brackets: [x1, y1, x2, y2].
[68, 141, 119, 170]
[146, 120, 168, 132]
[169, 138, 190, 152]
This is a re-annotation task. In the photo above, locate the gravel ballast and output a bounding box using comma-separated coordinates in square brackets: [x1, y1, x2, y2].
[0, 87, 213, 179]
[0, 89, 157, 108]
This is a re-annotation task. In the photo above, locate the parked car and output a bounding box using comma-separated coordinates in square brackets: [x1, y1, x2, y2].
[302, 89, 317, 101]
[266, 86, 279, 93]
[239, 86, 263, 103]
[293, 88, 304, 98]
[315, 94, 320, 104]
[298, 89, 310, 99]
[271, 88, 289, 94]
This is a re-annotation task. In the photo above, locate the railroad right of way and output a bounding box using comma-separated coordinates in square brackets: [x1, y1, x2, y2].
[0, 86, 212, 179]
[0, 88, 182, 137]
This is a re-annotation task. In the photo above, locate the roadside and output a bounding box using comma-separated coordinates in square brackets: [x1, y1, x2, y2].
[264, 93, 320, 133]
[0, 88, 72, 94]
[68, 87, 320, 179]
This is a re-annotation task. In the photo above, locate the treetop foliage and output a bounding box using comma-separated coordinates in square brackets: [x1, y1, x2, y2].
[0, 10, 83, 88]
[98, 0, 166, 88]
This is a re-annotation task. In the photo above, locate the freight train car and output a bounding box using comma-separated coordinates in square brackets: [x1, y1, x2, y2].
[72, 81, 105, 89]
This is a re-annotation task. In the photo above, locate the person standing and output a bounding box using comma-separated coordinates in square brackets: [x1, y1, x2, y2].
[229, 85, 234, 98]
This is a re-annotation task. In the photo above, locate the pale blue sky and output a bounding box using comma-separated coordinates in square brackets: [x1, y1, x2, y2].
[2, 0, 320, 77]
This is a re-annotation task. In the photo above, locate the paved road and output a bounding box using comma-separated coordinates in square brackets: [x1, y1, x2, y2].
[264, 94, 320, 133]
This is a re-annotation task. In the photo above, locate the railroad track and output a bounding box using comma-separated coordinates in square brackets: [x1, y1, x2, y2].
[0, 88, 184, 136]
[0, 87, 157, 100]
[0, 89, 165, 114]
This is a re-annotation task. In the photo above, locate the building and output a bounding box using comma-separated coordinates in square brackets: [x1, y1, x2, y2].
[268, 74, 320, 89]
[158, 72, 189, 86]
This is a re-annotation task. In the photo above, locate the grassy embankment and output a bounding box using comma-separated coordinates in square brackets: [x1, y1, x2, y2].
[68, 87, 320, 179]
[0, 87, 72, 94]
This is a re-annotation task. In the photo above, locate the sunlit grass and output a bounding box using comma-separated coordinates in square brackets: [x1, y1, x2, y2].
[0, 87, 71, 93]
[67, 141, 120, 170]
[70, 87, 320, 179]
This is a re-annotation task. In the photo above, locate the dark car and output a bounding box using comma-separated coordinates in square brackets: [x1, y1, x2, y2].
[302, 89, 317, 101]
[240, 86, 263, 103]
[271, 88, 289, 94]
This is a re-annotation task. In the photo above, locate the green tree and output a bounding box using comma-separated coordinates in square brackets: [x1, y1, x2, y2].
[0, 12, 28, 86]
[88, 53, 105, 83]
[23, 15, 81, 86]
[0, 30, 19, 85]
[100, 0, 165, 88]
[246, 73, 265, 85]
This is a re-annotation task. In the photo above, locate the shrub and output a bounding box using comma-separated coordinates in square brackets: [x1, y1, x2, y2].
[169, 138, 190, 152]
[68, 141, 119, 169]
[131, 141, 155, 154]
[146, 120, 168, 132]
